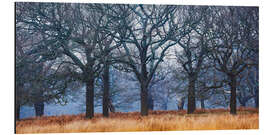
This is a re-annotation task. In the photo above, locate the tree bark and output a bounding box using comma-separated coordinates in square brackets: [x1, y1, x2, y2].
[187, 76, 196, 114]
[200, 99, 205, 109]
[229, 75, 237, 115]
[102, 64, 110, 117]
[140, 83, 148, 116]
[139, 47, 149, 116]
[85, 77, 95, 119]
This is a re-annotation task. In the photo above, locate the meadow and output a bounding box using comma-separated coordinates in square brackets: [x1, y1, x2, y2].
[16, 108, 258, 134]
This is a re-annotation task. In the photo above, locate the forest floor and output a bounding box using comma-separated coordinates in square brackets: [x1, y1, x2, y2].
[16, 107, 258, 134]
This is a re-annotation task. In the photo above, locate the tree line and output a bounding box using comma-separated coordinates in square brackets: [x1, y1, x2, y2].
[15, 3, 259, 120]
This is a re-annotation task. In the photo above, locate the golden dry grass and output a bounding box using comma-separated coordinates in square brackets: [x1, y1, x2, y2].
[16, 108, 259, 134]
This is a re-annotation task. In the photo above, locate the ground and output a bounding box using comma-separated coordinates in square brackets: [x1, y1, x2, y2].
[16, 107, 258, 134]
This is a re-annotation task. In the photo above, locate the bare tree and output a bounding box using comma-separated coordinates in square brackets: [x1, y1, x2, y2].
[16, 3, 119, 118]
[173, 6, 217, 113]
[109, 4, 183, 116]
[16, 3, 259, 119]
[210, 7, 258, 114]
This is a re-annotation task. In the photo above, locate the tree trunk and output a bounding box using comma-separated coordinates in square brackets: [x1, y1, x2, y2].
[140, 83, 148, 116]
[187, 76, 196, 114]
[229, 75, 237, 115]
[16, 104, 21, 121]
[86, 77, 95, 119]
[34, 102, 44, 117]
[178, 97, 185, 110]
[102, 64, 109, 117]
[200, 99, 205, 109]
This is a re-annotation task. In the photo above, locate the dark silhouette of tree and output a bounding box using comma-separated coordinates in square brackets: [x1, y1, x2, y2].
[210, 7, 258, 114]
[110, 4, 180, 116]
[173, 6, 217, 113]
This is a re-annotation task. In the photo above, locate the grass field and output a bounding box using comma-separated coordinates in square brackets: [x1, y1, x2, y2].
[16, 107, 259, 134]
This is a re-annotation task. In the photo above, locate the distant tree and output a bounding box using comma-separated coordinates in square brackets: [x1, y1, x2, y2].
[196, 60, 225, 109]
[148, 64, 177, 110]
[237, 66, 258, 107]
[170, 64, 188, 110]
[148, 68, 167, 110]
